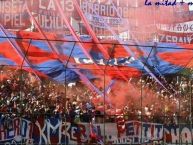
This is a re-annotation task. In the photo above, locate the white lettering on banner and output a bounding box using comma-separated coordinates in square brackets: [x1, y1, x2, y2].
[48, 0, 56, 11]
[171, 128, 180, 143]
[81, 0, 129, 29]
[13, 119, 20, 137]
[71, 127, 77, 141]
[3, 119, 193, 144]
[81, 1, 129, 18]
[46, 119, 62, 144]
[90, 15, 124, 28]
[157, 21, 193, 33]
[164, 127, 193, 144]
[61, 122, 71, 143]
[158, 34, 192, 44]
[38, 0, 73, 11]
[0, 0, 26, 13]
[65, 0, 74, 12]
[35, 120, 48, 144]
[0, 0, 27, 28]
[74, 57, 135, 66]
[112, 136, 132, 144]
[39, 0, 46, 10]
[125, 121, 163, 144]
[0, 0, 73, 31]
[3, 14, 25, 27]
[91, 14, 126, 27]
[0, 0, 74, 12]
[25, 119, 33, 139]
[33, 13, 67, 30]
[181, 127, 191, 143]
[0, 0, 129, 32]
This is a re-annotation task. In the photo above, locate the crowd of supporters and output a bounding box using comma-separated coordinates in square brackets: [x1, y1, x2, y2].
[0, 68, 192, 125]
[0, 68, 97, 124]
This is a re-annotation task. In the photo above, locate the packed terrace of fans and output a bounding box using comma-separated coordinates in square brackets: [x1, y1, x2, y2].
[0, 68, 192, 125]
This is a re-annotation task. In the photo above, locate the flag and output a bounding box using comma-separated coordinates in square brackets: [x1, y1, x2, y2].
[0, 30, 192, 83]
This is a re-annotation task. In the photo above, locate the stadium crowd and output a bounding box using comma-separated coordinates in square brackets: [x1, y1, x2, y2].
[0, 68, 192, 126]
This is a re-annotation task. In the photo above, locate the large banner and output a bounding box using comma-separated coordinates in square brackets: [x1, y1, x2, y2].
[0, 117, 193, 145]
[0, 117, 118, 145]
[158, 30, 193, 44]
[0, 0, 73, 33]
[0, 0, 192, 36]
[157, 21, 193, 33]
[79, 0, 130, 35]
[157, 21, 193, 44]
